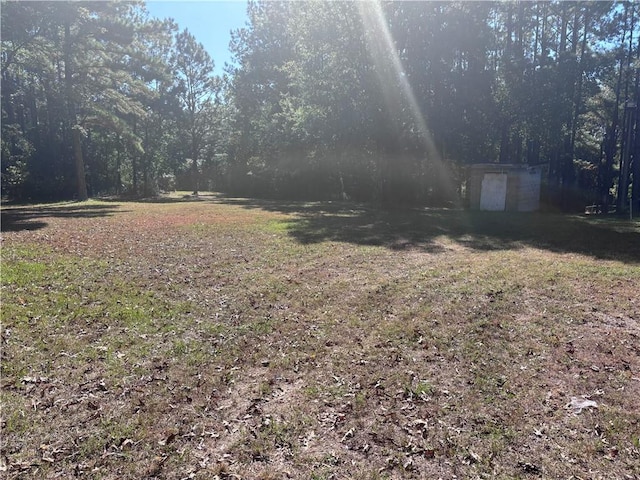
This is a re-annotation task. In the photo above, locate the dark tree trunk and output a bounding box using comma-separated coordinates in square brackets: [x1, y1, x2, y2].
[603, 4, 629, 213]
[116, 135, 122, 195]
[64, 23, 88, 201]
[191, 121, 199, 195]
[618, 6, 636, 212]
[192, 156, 199, 195]
[632, 41, 640, 216]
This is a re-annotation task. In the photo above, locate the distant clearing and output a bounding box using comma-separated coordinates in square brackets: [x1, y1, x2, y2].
[2, 193, 639, 479]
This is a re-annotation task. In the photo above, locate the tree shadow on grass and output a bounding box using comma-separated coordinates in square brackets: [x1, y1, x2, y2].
[100, 193, 214, 204]
[1, 203, 121, 233]
[215, 196, 640, 263]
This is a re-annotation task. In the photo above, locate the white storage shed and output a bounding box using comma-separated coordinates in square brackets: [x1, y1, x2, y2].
[467, 164, 542, 212]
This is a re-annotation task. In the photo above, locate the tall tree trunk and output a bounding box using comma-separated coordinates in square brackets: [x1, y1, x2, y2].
[533, 2, 540, 65]
[559, 6, 569, 54]
[28, 85, 41, 150]
[515, 2, 524, 59]
[619, 103, 635, 211]
[632, 35, 640, 216]
[116, 134, 122, 195]
[540, 1, 548, 61]
[559, 5, 576, 204]
[570, 8, 589, 158]
[143, 123, 150, 196]
[603, 3, 629, 213]
[64, 23, 88, 201]
[191, 116, 199, 195]
[632, 104, 640, 215]
[618, 6, 636, 212]
[505, 3, 512, 56]
[563, 5, 590, 208]
[499, 121, 510, 164]
[132, 119, 138, 196]
[192, 156, 199, 195]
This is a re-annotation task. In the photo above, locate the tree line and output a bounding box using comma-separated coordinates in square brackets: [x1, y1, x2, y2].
[2, 1, 640, 213]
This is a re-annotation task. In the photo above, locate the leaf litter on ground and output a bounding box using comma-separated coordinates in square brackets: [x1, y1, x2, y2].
[1, 195, 639, 479]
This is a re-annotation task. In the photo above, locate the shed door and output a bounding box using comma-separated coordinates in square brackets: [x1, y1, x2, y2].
[480, 173, 507, 211]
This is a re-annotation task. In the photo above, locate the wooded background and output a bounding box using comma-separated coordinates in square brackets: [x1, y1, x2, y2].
[2, 1, 640, 212]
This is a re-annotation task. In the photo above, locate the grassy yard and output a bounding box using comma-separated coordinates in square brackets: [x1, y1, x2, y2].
[1, 193, 639, 479]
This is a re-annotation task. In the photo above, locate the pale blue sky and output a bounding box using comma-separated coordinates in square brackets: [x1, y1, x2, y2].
[145, 1, 249, 74]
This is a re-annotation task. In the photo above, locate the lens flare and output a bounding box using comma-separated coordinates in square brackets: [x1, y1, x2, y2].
[358, 1, 459, 205]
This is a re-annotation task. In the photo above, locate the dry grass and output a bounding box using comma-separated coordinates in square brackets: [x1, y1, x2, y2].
[2, 192, 639, 479]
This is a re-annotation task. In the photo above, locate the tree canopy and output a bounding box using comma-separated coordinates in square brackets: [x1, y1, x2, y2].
[2, 1, 640, 212]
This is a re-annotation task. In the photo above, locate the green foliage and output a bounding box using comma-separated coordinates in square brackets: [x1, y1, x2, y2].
[172, 28, 221, 194]
[0, 0, 197, 199]
[3, 1, 640, 209]
[0, 125, 33, 199]
[222, 0, 640, 208]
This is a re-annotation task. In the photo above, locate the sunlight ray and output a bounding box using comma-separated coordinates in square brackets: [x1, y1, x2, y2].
[358, 1, 459, 205]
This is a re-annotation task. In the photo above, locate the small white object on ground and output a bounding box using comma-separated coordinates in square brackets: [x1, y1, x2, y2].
[567, 396, 598, 414]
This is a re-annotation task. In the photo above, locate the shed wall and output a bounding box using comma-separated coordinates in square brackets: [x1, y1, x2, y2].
[514, 170, 541, 212]
[468, 165, 541, 212]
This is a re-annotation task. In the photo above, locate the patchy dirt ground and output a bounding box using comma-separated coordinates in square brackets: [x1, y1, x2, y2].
[2, 193, 640, 479]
